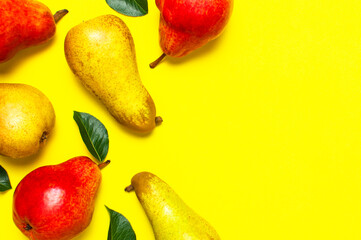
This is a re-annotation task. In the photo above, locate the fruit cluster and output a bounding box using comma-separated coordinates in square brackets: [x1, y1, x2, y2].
[0, 0, 233, 239]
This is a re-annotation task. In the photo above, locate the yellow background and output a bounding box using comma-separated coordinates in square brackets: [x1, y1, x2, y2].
[1, 0, 361, 239]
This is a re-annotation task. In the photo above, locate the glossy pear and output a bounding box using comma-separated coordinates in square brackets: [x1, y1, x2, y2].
[150, 0, 233, 68]
[0, 83, 55, 159]
[125, 172, 221, 240]
[64, 15, 161, 133]
[0, 0, 68, 63]
[13, 156, 109, 240]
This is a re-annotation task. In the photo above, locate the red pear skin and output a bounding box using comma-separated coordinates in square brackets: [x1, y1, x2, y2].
[13, 156, 102, 240]
[0, 0, 67, 63]
[152, 0, 233, 65]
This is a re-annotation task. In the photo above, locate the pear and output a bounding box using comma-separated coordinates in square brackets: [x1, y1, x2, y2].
[64, 15, 162, 133]
[0, 83, 55, 159]
[125, 172, 221, 240]
[150, 0, 234, 68]
[0, 0, 68, 63]
[13, 156, 110, 240]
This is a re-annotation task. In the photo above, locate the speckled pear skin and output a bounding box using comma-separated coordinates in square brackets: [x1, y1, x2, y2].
[156, 0, 234, 57]
[128, 172, 221, 240]
[13, 156, 102, 240]
[0, 0, 56, 63]
[0, 83, 55, 159]
[64, 15, 158, 133]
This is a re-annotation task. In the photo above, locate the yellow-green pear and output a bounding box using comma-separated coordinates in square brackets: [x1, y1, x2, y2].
[125, 172, 221, 240]
[64, 15, 161, 133]
[0, 83, 55, 159]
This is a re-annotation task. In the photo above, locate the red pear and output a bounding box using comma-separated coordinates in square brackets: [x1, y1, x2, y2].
[12, 156, 109, 240]
[0, 0, 68, 63]
[150, 0, 233, 68]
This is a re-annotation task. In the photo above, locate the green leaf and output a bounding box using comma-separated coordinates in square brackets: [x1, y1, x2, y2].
[0, 165, 12, 192]
[106, 206, 136, 240]
[106, 0, 148, 17]
[73, 111, 109, 162]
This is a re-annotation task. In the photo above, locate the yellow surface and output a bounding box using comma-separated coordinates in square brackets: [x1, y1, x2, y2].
[1, 0, 361, 239]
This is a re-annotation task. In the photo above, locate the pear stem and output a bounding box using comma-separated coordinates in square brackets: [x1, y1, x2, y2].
[53, 9, 69, 24]
[98, 160, 111, 170]
[155, 116, 163, 126]
[125, 185, 134, 192]
[150, 53, 166, 68]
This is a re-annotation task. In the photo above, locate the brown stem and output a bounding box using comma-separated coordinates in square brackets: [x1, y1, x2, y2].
[53, 9, 69, 24]
[98, 160, 111, 170]
[149, 53, 166, 68]
[125, 185, 135, 192]
[155, 116, 163, 126]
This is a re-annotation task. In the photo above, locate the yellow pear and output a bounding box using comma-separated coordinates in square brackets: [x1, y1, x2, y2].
[0, 83, 55, 159]
[64, 15, 161, 133]
[125, 172, 221, 240]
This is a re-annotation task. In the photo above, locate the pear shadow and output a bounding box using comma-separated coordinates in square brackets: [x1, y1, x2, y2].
[0, 37, 56, 76]
[0, 189, 12, 195]
[116, 121, 160, 138]
[69, 228, 92, 240]
[151, 30, 229, 67]
[0, 145, 48, 167]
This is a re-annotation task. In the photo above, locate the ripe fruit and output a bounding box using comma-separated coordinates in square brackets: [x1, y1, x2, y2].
[0, 0, 68, 63]
[125, 172, 221, 239]
[65, 15, 162, 133]
[150, 0, 234, 68]
[13, 156, 109, 240]
[0, 83, 55, 159]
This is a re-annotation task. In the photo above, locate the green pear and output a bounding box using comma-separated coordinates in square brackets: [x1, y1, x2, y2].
[125, 172, 221, 240]
[0, 83, 55, 159]
[64, 15, 162, 133]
